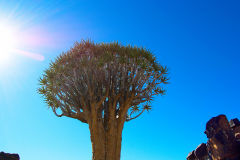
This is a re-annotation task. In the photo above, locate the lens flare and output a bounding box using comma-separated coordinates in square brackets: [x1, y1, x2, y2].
[0, 23, 17, 65]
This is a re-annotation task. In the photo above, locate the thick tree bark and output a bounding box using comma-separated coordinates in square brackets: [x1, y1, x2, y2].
[89, 119, 124, 160]
[87, 96, 130, 160]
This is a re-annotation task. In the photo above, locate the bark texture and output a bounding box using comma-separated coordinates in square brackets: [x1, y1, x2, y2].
[88, 107, 125, 160]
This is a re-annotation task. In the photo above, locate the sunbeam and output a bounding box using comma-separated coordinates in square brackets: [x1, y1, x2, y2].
[0, 23, 17, 65]
[14, 49, 44, 61]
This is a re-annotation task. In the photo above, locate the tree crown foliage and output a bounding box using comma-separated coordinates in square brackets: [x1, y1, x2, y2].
[38, 40, 169, 123]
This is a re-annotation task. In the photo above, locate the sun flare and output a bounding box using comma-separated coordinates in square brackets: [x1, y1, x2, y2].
[0, 23, 17, 65]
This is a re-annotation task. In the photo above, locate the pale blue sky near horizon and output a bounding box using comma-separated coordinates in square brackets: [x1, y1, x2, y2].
[0, 0, 240, 160]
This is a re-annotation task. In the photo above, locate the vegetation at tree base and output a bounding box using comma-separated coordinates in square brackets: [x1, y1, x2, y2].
[38, 40, 169, 160]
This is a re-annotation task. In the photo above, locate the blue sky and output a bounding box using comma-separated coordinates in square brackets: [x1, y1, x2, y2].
[0, 0, 239, 160]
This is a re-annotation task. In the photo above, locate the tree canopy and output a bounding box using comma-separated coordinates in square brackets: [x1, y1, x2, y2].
[38, 40, 169, 124]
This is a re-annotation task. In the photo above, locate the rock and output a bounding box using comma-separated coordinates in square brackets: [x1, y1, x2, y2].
[229, 118, 240, 128]
[204, 115, 233, 139]
[235, 133, 240, 139]
[194, 143, 210, 160]
[0, 152, 20, 160]
[230, 118, 240, 134]
[187, 115, 240, 160]
[205, 115, 239, 160]
[187, 150, 196, 160]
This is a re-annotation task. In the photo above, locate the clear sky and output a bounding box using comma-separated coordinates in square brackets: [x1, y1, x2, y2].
[0, 0, 239, 160]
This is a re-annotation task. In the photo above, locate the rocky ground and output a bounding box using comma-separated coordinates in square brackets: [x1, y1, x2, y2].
[187, 114, 240, 160]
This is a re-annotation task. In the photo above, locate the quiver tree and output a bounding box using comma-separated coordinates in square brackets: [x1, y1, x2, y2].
[38, 41, 169, 160]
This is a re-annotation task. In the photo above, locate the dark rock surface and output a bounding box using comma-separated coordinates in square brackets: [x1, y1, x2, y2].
[187, 115, 240, 160]
[230, 118, 240, 135]
[194, 143, 209, 160]
[187, 150, 196, 160]
[229, 118, 240, 128]
[0, 152, 20, 160]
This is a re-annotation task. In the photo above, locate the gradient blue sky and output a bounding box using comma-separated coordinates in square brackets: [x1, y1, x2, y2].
[0, 0, 239, 160]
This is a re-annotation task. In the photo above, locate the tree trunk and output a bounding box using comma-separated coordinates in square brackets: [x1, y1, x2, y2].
[89, 120, 124, 160]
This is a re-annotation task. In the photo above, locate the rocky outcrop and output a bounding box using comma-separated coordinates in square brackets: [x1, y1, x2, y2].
[0, 152, 20, 160]
[187, 115, 240, 160]
[194, 143, 209, 160]
[187, 143, 210, 160]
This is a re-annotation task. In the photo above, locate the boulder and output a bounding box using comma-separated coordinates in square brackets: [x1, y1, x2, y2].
[187, 115, 240, 160]
[0, 152, 20, 160]
[205, 115, 239, 160]
[204, 115, 233, 139]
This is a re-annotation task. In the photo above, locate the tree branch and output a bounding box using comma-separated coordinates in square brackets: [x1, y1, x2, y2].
[126, 108, 145, 122]
[52, 107, 64, 117]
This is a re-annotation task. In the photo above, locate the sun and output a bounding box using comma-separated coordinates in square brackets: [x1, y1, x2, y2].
[0, 21, 45, 68]
[0, 23, 17, 65]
